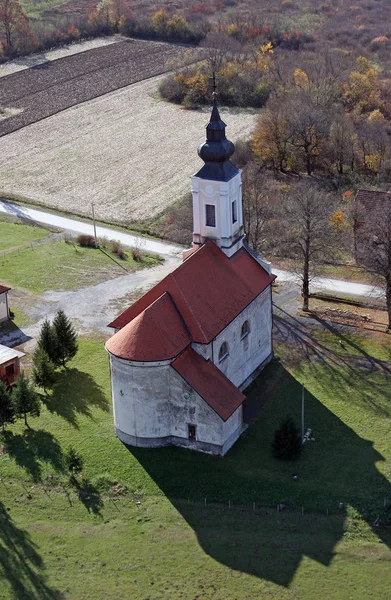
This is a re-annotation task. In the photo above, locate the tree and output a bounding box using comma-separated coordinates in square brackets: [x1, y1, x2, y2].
[12, 373, 40, 428]
[0, 0, 30, 52]
[272, 417, 302, 460]
[53, 310, 78, 367]
[0, 382, 14, 433]
[37, 318, 60, 367]
[251, 101, 291, 172]
[242, 164, 279, 254]
[356, 201, 391, 329]
[32, 348, 56, 392]
[282, 182, 340, 311]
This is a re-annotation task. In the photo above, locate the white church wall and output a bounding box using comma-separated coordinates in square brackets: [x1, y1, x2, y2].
[212, 286, 272, 388]
[168, 368, 223, 446]
[108, 351, 242, 454]
[109, 354, 172, 442]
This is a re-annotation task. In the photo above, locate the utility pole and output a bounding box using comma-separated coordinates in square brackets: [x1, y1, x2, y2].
[91, 202, 98, 249]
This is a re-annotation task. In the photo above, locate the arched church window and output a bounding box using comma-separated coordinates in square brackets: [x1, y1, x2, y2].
[232, 200, 237, 224]
[241, 320, 250, 339]
[218, 342, 229, 362]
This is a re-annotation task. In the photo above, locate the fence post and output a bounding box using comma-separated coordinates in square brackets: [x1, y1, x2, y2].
[204, 497, 207, 508]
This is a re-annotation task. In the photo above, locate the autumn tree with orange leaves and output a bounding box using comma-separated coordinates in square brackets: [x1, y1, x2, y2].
[0, 0, 31, 52]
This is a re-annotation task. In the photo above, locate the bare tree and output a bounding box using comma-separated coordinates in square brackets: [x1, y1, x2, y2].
[356, 200, 391, 328]
[282, 182, 340, 311]
[242, 164, 280, 254]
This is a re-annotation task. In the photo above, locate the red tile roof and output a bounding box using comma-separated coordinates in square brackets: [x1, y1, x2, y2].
[108, 241, 275, 346]
[0, 285, 10, 295]
[171, 347, 245, 421]
[105, 292, 191, 362]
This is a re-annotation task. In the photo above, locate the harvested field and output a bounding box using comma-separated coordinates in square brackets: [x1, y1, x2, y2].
[0, 38, 192, 137]
[0, 75, 257, 222]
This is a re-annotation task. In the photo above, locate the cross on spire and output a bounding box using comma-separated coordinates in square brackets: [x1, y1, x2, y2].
[210, 72, 217, 106]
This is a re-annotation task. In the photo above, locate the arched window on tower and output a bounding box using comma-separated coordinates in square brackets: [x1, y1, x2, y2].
[218, 341, 229, 362]
[241, 320, 250, 339]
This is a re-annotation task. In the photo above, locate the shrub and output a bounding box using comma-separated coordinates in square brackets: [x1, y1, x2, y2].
[110, 239, 121, 254]
[272, 417, 302, 460]
[76, 234, 95, 247]
[131, 247, 142, 261]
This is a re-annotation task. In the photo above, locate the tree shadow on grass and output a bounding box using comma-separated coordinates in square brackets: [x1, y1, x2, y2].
[0, 501, 64, 600]
[127, 362, 391, 587]
[3, 429, 64, 483]
[42, 368, 109, 429]
[70, 477, 104, 517]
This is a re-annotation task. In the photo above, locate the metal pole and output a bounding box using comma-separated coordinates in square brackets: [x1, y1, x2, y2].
[91, 202, 98, 249]
[302, 383, 305, 444]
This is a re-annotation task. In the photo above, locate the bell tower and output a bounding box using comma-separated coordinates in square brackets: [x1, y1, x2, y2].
[190, 93, 244, 258]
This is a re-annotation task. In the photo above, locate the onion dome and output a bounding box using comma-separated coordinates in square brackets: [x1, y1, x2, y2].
[195, 98, 239, 182]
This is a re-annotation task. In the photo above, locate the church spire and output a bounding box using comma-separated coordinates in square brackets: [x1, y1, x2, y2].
[195, 77, 238, 182]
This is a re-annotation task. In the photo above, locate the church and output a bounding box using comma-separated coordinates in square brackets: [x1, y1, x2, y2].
[105, 99, 276, 456]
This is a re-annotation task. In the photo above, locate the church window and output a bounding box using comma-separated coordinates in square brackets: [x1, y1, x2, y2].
[188, 424, 196, 440]
[241, 320, 250, 339]
[232, 200, 237, 224]
[218, 342, 229, 362]
[205, 204, 216, 227]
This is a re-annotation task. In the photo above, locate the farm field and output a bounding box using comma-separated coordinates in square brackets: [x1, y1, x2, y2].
[1, 328, 391, 599]
[0, 39, 193, 137]
[0, 75, 257, 223]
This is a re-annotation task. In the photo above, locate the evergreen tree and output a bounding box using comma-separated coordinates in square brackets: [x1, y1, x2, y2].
[32, 348, 56, 391]
[53, 310, 78, 367]
[272, 417, 302, 461]
[0, 381, 14, 432]
[12, 373, 40, 428]
[37, 318, 60, 366]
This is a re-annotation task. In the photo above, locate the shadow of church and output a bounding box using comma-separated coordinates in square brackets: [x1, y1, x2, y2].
[127, 361, 391, 587]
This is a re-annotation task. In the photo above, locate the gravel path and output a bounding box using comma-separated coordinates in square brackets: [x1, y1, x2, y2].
[0, 38, 191, 137]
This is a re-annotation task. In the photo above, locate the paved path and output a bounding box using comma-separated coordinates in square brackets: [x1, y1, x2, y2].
[0, 200, 183, 257]
[273, 268, 384, 299]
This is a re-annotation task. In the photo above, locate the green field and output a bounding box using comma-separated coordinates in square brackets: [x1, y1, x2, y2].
[0, 216, 50, 252]
[1, 330, 390, 599]
[0, 216, 161, 293]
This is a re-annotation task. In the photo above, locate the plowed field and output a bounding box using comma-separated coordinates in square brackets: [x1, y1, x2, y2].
[0, 38, 190, 137]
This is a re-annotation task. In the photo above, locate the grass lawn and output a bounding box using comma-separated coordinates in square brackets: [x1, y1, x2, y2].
[0, 215, 51, 252]
[0, 238, 161, 293]
[1, 331, 391, 598]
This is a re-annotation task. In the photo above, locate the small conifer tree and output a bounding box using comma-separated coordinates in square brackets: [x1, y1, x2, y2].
[32, 348, 56, 391]
[0, 382, 14, 432]
[12, 372, 40, 428]
[37, 318, 60, 367]
[53, 310, 78, 367]
[272, 417, 302, 460]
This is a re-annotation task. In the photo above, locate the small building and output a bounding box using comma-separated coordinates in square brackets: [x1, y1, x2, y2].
[0, 285, 11, 323]
[0, 344, 25, 388]
[105, 100, 276, 456]
[354, 189, 391, 267]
